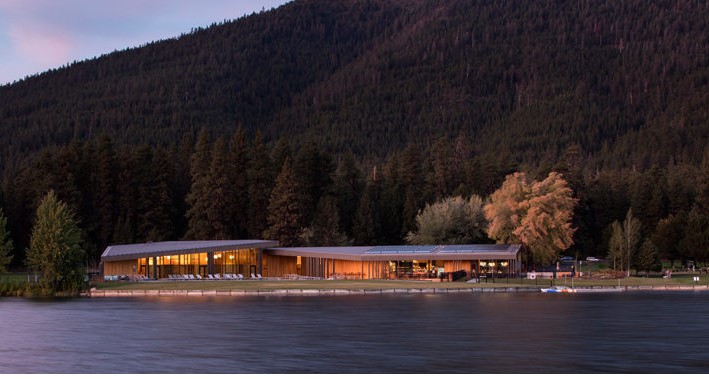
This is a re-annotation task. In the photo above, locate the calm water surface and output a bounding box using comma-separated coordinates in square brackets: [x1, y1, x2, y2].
[1, 292, 708, 373]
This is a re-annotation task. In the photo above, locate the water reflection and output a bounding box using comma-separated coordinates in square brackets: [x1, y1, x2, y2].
[1, 293, 708, 373]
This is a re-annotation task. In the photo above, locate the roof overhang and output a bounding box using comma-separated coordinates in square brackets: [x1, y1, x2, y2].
[101, 240, 279, 262]
[266, 244, 522, 261]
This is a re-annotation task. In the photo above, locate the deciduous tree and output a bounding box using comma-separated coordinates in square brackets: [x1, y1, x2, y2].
[26, 191, 85, 295]
[406, 195, 487, 245]
[484, 172, 577, 265]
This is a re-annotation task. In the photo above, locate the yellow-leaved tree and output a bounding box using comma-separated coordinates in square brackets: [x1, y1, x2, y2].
[484, 172, 577, 265]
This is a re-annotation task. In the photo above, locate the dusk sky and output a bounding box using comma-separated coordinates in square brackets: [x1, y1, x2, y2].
[0, 0, 290, 85]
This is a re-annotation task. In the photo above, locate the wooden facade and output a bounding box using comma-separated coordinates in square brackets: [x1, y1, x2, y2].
[101, 241, 522, 280]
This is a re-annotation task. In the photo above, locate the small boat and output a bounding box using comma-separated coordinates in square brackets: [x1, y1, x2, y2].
[540, 286, 576, 293]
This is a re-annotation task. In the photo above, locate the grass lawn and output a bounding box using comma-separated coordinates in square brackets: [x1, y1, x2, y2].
[92, 275, 708, 291]
[0, 272, 37, 284]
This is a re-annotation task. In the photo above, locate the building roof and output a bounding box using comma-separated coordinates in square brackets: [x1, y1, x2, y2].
[266, 244, 522, 261]
[101, 240, 279, 262]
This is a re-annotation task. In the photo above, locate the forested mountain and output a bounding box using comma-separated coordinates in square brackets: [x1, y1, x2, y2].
[1, 0, 708, 269]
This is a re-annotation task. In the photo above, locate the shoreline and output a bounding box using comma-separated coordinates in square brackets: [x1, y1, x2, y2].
[87, 284, 709, 297]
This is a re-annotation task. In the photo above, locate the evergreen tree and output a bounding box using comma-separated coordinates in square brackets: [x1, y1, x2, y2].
[263, 159, 304, 246]
[171, 133, 195, 239]
[425, 137, 458, 200]
[0, 208, 13, 272]
[270, 136, 292, 176]
[696, 148, 709, 214]
[301, 195, 349, 246]
[92, 135, 117, 248]
[247, 131, 273, 238]
[334, 152, 363, 237]
[293, 141, 335, 223]
[205, 138, 231, 239]
[636, 239, 661, 277]
[380, 155, 403, 243]
[398, 145, 423, 238]
[185, 128, 213, 239]
[227, 127, 250, 238]
[142, 147, 174, 241]
[26, 191, 85, 295]
[353, 178, 381, 245]
[679, 206, 709, 266]
[652, 213, 686, 268]
[114, 146, 138, 244]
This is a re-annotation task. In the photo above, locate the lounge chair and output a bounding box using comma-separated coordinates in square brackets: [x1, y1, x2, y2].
[256, 274, 263, 280]
[237, 274, 244, 280]
[215, 273, 222, 280]
[196, 274, 203, 280]
[182, 274, 190, 280]
[250, 273, 257, 279]
[208, 274, 215, 280]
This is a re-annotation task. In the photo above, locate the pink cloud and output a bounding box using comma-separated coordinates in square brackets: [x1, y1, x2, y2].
[7, 22, 73, 67]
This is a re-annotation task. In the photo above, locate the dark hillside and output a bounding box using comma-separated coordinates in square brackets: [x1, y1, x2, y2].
[1, 0, 708, 268]
[1, 0, 708, 170]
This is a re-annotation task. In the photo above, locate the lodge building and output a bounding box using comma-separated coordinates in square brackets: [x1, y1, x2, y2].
[100, 240, 522, 280]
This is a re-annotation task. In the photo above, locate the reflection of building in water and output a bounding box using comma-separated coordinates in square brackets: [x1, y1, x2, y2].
[101, 240, 522, 280]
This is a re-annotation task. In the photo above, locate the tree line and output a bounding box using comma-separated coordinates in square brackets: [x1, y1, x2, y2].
[1, 129, 707, 273]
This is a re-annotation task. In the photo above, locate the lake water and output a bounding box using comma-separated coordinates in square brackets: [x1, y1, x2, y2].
[1, 292, 708, 373]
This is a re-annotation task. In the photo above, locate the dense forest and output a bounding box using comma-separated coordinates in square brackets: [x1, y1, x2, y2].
[0, 0, 708, 270]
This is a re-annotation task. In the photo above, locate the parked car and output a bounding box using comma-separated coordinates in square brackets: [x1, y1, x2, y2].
[586, 256, 600, 262]
[560, 256, 574, 262]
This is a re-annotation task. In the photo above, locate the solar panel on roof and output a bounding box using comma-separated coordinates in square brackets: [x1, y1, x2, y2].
[365, 245, 437, 254]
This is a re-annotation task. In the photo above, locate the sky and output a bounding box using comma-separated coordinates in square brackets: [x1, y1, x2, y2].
[0, 0, 290, 85]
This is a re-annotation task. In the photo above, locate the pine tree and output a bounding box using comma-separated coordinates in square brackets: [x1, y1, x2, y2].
[26, 191, 85, 295]
[247, 131, 273, 238]
[92, 135, 117, 248]
[293, 141, 334, 223]
[398, 145, 423, 238]
[679, 206, 709, 266]
[380, 155, 403, 243]
[334, 152, 363, 237]
[0, 208, 13, 272]
[651, 213, 686, 268]
[353, 180, 379, 246]
[143, 147, 174, 241]
[302, 195, 349, 246]
[227, 127, 250, 238]
[636, 239, 661, 277]
[205, 138, 230, 239]
[185, 128, 213, 239]
[263, 159, 304, 246]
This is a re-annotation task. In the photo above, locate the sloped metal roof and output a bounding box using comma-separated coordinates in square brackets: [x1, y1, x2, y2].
[266, 244, 522, 261]
[101, 240, 279, 261]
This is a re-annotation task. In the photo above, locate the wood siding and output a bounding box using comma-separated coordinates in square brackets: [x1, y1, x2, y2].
[103, 260, 137, 276]
[263, 254, 297, 277]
